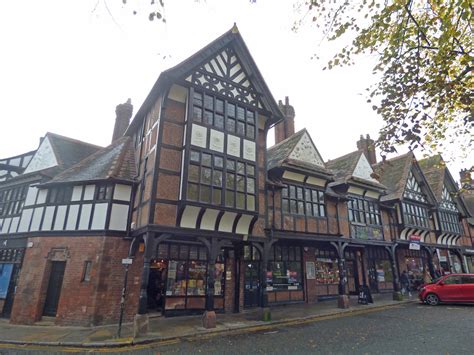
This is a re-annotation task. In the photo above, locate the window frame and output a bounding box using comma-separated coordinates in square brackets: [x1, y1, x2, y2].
[281, 183, 325, 218]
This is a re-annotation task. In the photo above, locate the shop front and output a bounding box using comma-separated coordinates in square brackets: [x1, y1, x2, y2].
[366, 247, 393, 293]
[266, 245, 304, 304]
[399, 248, 426, 290]
[344, 248, 363, 295]
[0, 244, 24, 318]
[464, 250, 474, 273]
[313, 246, 339, 299]
[152, 242, 226, 315]
[434, 249, 463, 275]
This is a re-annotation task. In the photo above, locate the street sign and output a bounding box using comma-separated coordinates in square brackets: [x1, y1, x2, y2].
[121, 258, 133, 265]
[409, 234, 421, 250]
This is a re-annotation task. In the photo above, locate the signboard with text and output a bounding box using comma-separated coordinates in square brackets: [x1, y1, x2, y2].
[409, 234, 421, 250]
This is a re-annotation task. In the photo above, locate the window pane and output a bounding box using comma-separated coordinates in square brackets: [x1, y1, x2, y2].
[306, 203, 313, 216]
[297, 201, 304, 214]
[204, 94, 213, 110]
[187, 184, 198, 201]
[193, 92, 203, 106]
[247, 195, 255, 211]
[213, 170, 222, 187]
[193, 107, 202, 122]
[282, 187, 288, 198]
[212, 188, 222, 205]
[190, 150, 200, 162]
[237, 121, 245, 135]
[226, 159, 235, 171]
[215, 99, 224, 113]
[227, 103, 235, 117]
[282, 199, 289, 213]
[237, 162, 245, 174]
[290, 200, 297, 214]
[319, 205, 325, 217]
[226, 118, 235, 132]
[225, 190, 234, 207]
[246, 110, 255, 124]
[226, 174, 235, 189]
[204, 110, 213, 125]
[297, 187, 303, 200]
[289, 186, 296, 198]
[200, 185, 211, 203]
[215, 114, 224, 129]
[201, 167, 212, 185]
[236, 193, 245, 209]
[236, 175, 245, 192]
[237, 107, 245, 120]
[247, 165, 255, 176]
[246, 125, 255, 139]
[188, 165, 199, 182]
[247, 178, 255, 194]
[214, 156, 223, 168]
[202, 153, 212, 167]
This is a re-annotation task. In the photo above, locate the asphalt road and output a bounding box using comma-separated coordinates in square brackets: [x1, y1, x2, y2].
[1, 302, 473, 354]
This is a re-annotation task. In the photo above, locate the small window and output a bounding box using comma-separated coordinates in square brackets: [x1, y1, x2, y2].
[96, 185, 113, 200]
[82, 261, 92, 282]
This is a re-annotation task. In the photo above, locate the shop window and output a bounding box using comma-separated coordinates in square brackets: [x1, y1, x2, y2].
[267, 246, 302, 291]
[81, 261, 92, 282]
[281, 184, 325, 217]
[314, 248, 339, 284]
[243, 245, 260, 261]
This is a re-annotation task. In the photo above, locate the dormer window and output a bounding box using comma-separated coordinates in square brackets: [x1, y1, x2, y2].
[96, 184, 113, 200]
[281, 184, 325, 217]
[47, 186, 72, 204]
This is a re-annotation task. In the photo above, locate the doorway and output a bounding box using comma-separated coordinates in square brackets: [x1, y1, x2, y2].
[346, 260, 360, 295]
[147, 260, 167, 313]
[367, 260, 379, 293]
[43, 261, 66, 317]
[244, 261, 260, 308]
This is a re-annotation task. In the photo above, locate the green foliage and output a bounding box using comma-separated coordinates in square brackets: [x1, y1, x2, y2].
[299, 0, 473, 159]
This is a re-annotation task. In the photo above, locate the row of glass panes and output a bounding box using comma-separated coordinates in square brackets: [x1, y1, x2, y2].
[192, 91, 256, 140]
[187, 150, 256, 211]
[402, 202, 429, 228]
[348, 197, 382, 226]
[157, 243, 208, 261]
[439, 211, 462, 234]
[281, 185, 325, 217]
[0, 185, 28, 217]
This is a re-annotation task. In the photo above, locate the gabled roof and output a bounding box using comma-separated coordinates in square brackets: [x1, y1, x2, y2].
[326, 150, 386, 190]
[127, 25, 285, 134]
[44, 136, 136, 185]
[418, 155, 447, 202]
[373, 152, 415, 201]
[0, 150, 36, 182]
[267, 129, 331, 177]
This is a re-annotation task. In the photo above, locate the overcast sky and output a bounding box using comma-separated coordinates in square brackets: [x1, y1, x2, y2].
[0, 0, 470, 181]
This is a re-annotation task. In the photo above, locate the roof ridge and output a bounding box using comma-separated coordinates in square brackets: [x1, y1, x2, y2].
[46, 132, 103, 149]
[326, 150, 361, 164]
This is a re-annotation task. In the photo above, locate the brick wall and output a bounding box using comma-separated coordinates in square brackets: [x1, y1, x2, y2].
[10, 236, 142, 326]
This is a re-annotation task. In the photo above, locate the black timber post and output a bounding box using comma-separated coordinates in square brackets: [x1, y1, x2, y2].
[138, 232, 154, 315]
[386, 244, 402, 301]
[260, 241, 271, 320]
[331, 241, 349, 309]
[424, 246, 436, 278]
[201, 237, 218, 329]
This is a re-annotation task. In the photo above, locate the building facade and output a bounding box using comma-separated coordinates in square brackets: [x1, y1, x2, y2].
[1, 26, 473, 328]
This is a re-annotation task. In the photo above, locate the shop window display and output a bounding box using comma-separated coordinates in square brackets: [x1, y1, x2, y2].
[267, 246, 302, 291]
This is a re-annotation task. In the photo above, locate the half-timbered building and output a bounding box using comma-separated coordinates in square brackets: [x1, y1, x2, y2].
[1, 26, 473, 330]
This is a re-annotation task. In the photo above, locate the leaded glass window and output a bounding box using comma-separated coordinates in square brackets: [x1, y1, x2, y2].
[281, 184, 325, 217]
[402, 202, 429, 228]
[0, 185, 28, 217]
[192, 90, 256, 140]
[187, 150, 256, 211]
[348, 196, 381, 225]
[438, 185, 462, 234]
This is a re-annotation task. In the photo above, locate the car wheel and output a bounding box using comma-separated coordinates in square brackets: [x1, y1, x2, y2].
[425, 293, 439, 306]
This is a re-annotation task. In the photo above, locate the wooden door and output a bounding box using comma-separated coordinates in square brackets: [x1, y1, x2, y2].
[244, 262, 260, 308]
[43, 261, 66, 317]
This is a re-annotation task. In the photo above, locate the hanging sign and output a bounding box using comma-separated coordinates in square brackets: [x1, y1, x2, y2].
[409, 234, 421, 250]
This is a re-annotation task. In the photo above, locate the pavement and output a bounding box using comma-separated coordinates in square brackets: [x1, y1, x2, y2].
[0, 293, 417, 349]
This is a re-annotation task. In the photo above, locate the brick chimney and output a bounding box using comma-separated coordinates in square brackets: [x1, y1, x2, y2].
[112, 99, 133, 143]
[357, 134, 377, 166]
[275, 96, 295, 144]
[460, 168, 473, 189]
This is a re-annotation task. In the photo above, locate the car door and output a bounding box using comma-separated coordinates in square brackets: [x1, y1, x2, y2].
[461, 275, 474, 301]
[438, 275, 462, 302]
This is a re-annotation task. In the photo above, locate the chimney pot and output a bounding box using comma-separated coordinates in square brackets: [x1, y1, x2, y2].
[112, 99, 133, 143]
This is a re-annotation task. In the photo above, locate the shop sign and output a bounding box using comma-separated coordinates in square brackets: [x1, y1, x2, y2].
[409, 234, 421, 250]
[376, 269, 385, 282]
[121, 258, 133, 265]
[465, 249, 474, 254]
[439, 256, 447, 262]
[306, 261, 315, 280]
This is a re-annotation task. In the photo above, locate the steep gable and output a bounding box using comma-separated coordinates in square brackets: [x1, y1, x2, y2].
[23, 136, 58, 174]
[353, 154, 378, 183]
[288, 131, 325, 168]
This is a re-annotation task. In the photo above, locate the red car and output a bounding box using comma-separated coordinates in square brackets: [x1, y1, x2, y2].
[419, 273, 474, 305]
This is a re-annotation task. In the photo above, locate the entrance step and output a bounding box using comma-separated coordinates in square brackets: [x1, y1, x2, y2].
[35, 316, 56, 326]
